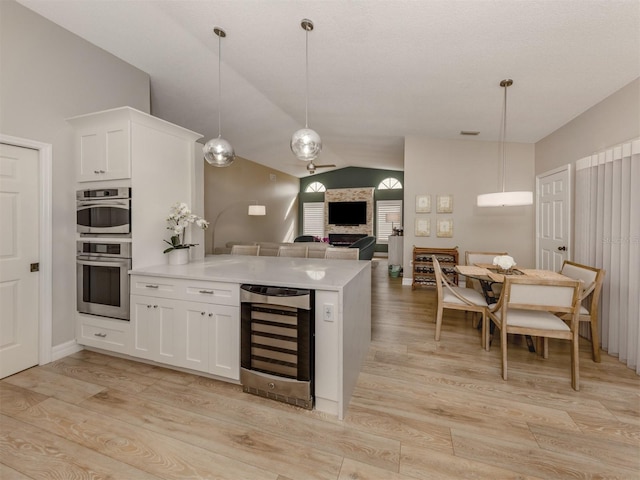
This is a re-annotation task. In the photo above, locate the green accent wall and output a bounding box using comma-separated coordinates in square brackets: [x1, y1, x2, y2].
[298, 167, 404, 252]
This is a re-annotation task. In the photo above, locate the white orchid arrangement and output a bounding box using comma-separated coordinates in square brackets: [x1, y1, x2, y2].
[163, 202, 209, 253]
[493, 255, 516, 271]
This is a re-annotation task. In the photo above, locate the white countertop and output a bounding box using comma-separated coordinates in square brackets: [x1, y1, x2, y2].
[130, 254, 370, 291]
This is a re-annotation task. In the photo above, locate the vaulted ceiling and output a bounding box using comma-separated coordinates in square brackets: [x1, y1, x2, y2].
[17, 0, 640, 177]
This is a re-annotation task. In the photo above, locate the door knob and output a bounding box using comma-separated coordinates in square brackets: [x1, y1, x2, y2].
[557, 246, 567, 251]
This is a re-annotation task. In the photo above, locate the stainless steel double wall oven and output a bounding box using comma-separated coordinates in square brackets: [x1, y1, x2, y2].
[76, 187, 132, 320]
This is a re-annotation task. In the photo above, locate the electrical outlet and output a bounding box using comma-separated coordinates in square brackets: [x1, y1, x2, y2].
[323, 304, 334, 322]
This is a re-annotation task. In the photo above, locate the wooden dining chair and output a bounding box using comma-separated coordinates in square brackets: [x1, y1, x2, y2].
[324, 247, 359, 259]
[558, 260, 605, 362]
[487, 276, 582, 390]
[433, 256, 489, 347]
[277, 245, 308, 258]
[230, 244, 260, 256]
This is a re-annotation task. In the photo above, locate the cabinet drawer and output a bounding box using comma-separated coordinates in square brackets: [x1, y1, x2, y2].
[130, 275, 178, 298]
[182, 280, 239, 306]
[130, 275, 239, 306]
[77, 315, 130, 353]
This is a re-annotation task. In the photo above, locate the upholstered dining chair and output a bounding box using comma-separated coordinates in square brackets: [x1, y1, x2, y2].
[487, 276, 582, 390]
[558, 260, 605, 362]
[433, 256, 489, 347]
[230, 244, 260, 256]
[277, 245, 308, 258]
[324, 247, 359, 259]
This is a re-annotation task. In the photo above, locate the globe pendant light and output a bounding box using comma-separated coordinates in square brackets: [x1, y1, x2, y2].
[203, 27, 235, 167]
[477, 79, 533, 207]
[291, 18, 322, 162]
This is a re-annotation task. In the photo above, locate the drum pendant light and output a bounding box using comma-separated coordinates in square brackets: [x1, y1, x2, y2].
[290, 18, 322, 162]
[203, 27, 235, 167]
[477, 79, 533, 207]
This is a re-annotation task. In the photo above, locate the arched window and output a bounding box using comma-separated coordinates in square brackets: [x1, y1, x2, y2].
[378, 177, 402, 190]
[305, 181, 326, 193]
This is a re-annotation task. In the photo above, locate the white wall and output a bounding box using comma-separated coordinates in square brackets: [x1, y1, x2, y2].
[403, 137, 536, 276]
[0, 1, 150, 346]
[535, 77, 640, 174]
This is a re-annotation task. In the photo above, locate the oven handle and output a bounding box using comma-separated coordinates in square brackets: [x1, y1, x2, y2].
[77, 200, 130, 209]
[76, 257, 131, 268]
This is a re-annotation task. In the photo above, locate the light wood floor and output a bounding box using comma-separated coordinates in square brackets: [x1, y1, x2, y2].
[2, 260, 639, 479]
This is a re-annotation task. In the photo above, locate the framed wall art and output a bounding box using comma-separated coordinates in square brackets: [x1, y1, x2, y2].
[436, 194, 453, 213]
[436, 218, 453, 238]
[415, 217, 431, 237]
[415, 194, 431, 213]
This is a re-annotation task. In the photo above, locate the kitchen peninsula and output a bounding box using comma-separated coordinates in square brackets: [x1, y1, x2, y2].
[128, 254, 371, 420]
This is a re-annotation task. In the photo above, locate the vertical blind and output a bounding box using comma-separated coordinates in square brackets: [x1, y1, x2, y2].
[575, 138, 640, 373]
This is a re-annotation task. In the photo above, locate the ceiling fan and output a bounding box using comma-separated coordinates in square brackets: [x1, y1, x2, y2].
[306, 160, 336, 174]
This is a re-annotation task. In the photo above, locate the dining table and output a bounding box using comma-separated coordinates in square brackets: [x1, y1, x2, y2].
[455, 264, 573, 351]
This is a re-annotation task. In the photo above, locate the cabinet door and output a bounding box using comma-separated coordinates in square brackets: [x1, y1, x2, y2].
[208, 304, 240, 380]
[131, 295, 178, 363]
[77, 124, 131, 182]
[174, 304, 211, 372]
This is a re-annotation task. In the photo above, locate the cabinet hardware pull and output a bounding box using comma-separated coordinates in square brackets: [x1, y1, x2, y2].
[147, 305, 152, 308]
[99, 170, 105, 173]
[199, 290, 214, 294]
[153, 305, 158, 308]
[201, 311, 205, 315]
[145, 285, 159, 289]
[94, 332, 107, 338]
[208, 313, 213, 317]
[94, 170, 100, 174]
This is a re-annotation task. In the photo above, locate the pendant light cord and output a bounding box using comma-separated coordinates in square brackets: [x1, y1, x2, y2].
[217, 31, 222, 138]
[500, 82, 508, 193]
[304, 26, 309, 128]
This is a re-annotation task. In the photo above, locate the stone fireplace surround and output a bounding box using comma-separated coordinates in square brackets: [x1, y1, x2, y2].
[325, 187, 374, 237]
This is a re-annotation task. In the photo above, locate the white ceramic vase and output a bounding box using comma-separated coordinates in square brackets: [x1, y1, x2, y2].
[168, 248, 189, 265]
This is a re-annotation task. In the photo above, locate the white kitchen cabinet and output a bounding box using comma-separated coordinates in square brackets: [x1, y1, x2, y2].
[73, 120, 131, 182]
[129, 276, 240, 379]
[130, 295, 179, 364]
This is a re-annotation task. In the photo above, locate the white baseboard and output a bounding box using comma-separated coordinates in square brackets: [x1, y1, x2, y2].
[50, 339, 83, 362]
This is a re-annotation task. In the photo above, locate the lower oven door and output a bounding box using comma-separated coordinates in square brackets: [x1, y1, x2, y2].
[77, 256, 131, 320]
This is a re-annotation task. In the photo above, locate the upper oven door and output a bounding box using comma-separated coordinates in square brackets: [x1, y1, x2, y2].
[77, 199, 130, 234]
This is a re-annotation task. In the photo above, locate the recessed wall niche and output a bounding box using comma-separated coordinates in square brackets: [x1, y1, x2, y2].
[324, 188, 374, 236]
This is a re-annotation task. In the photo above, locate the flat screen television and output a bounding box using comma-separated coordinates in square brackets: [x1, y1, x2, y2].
[328, 201, 367, 226]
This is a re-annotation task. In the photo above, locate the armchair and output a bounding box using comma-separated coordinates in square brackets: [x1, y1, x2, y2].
[348, 236, 376, 260]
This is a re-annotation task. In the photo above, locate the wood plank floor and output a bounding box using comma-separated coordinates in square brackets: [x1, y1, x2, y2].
[2, 259, 639, 479]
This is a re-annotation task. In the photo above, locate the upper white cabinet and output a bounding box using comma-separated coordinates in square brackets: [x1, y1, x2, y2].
[74, 120, 131, 181]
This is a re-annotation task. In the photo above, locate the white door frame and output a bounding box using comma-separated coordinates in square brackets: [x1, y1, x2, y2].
[535, 163, 572, 269]
[1, 134, 52, 365]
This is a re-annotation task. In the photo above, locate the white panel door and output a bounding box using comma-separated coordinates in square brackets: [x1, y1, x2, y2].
[0, 144, 39, 378]
[536, 165, 571, 271]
